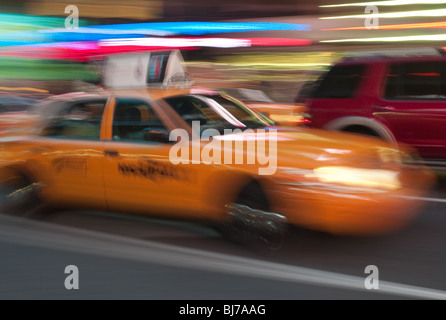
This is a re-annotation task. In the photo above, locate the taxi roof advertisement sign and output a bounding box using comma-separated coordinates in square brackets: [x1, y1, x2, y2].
[101, 50, 192, 89]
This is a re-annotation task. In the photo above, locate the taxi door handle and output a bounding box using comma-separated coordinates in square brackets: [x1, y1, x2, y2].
[104, 150, 120, 157]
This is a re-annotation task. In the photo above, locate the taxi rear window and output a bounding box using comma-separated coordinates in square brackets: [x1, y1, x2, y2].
[40, 99, 107, 140]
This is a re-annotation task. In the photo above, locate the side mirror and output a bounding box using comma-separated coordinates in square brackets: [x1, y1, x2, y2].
[143, 128, 171, 144]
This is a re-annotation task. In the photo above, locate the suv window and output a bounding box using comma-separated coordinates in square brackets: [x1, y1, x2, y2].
[384, 61, 446, 100]
[312, 64, 366, 99]
[112, 98, 168, 142]
[41, 99, 107, 140]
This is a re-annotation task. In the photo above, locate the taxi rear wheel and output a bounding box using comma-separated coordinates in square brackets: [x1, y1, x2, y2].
[0, 172, 44, 216]
[219, 181, 288, 250]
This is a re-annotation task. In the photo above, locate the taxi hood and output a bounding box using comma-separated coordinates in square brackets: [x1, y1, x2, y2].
[214, 126, 409, 170]
[273, 127, 410, 168]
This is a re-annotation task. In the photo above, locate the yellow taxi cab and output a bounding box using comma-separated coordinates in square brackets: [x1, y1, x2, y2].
[0, 87, 435, 248]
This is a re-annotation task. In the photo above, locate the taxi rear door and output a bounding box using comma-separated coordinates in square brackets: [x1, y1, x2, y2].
[34, 97, 110, 209]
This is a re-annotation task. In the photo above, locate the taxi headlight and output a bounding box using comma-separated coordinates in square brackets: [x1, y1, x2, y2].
[310, 166, 401, 191]
[378, 147, 402, 164]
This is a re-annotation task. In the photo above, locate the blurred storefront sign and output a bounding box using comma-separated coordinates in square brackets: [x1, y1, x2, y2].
[26, 0, 162, 20]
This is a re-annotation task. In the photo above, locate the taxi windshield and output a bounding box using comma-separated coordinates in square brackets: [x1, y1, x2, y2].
[163, 94, 274, 132]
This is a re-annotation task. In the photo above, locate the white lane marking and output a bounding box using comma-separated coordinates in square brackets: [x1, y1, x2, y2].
[0, 215, 445, 299]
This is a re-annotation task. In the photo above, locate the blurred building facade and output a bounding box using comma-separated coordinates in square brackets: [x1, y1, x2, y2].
[0, 0, 325, 21]
[0, 0, 444, 102]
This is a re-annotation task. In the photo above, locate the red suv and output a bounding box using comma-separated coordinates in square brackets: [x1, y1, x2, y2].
[305, 54, 446, 167]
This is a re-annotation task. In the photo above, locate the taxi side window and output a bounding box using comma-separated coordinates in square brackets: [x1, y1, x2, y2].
[41, 99, 107, 140]
[112, 98, 168, 143]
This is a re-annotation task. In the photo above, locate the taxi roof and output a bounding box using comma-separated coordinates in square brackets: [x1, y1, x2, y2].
[43, 86, 193, 102]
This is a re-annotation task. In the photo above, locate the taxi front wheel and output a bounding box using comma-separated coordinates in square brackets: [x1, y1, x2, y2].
[217, 181, 289, 250]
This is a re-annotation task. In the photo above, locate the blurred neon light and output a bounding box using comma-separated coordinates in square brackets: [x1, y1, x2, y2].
[321, 8, 446, 19]
[89, 21, 311, 34]
[0, 13, 86, 30]
[0, 38, 311, 61]
[100, 37, 311, 48]
[320, 0, 446, 7]
[409, 73, 440, 76]
[0, 86, 49, 93]
[38, 22, 310, 39]
[0, 21, 310, 48]
[322, 21, 446, 31]
[39, 27, 173, 37]
[229, 63, 332, 68]
[29, 41, 99, 50]
[101, 38, 252, 48]
[321, 34, 446, 42]
[0, 13, 87, 46]
[248, 38, 311, 46]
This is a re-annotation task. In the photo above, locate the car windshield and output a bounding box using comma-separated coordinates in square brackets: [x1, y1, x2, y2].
[163, 94, 274, 134]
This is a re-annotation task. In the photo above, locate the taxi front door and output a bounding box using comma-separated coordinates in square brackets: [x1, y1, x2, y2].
[102, 97, 199, 218]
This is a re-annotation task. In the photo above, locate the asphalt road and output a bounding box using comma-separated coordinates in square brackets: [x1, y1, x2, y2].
[1, 176, 446, 303]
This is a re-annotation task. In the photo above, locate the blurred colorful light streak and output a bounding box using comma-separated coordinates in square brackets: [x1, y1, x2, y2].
[0, 13, 87, 31]
[29, 21, 311, 43]
[0, 21, 310, 48]
[321, 34, 446, 42]
[100, 37, 311, 48]
[320, 0, 446, 7]
[0, 38, 311, 61]
[84, 21, 311, 34]
[322, 21, 446, 31]
[320, 8, 446, 19]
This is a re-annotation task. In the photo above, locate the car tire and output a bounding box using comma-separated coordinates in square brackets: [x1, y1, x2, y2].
[216, 180, 288, 250]
[0, 171, 44, 216]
